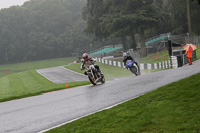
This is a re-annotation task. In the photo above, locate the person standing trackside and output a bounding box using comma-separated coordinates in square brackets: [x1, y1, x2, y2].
[185, 50, 193, 65]
[183, 43, 197, 65]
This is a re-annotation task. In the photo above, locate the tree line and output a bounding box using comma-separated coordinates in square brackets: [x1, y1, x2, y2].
[0, 0, 199, 64]
[83, 0, 200, 56]
[0, 0, 116, 64]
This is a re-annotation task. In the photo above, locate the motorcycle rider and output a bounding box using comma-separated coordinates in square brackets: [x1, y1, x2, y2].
[123, 52, 140, 74]
[80, 53, 103, 76]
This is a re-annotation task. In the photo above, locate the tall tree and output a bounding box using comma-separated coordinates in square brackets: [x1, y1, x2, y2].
[167, 0, 200, 35]
[82, 0, 110, 40]
[100, 0, 161, 55]
[0, 0, 96, 64]
[187, 0, 192, 35]
[192, 0, 200, 4]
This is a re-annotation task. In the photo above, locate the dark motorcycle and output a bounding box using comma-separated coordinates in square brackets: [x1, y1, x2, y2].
[126, 60, 139, 76]
[85, 65, 105, 85]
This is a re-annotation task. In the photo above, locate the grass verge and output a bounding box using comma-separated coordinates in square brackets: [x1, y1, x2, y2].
[65, 62, 133, 80]
[141, 50, 170, 64]
[46, 73, 200, 133]
[195, 45, 200, 60]
[0, 70, 90, 103]
[0, 57, 74, 78]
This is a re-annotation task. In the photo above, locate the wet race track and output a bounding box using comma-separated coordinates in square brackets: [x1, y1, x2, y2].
[0, 60, 200, 133]
[36, 66, 88, 83]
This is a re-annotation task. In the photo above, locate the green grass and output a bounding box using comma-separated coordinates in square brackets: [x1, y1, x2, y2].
[196, 45, 200, 59]
[65, 62, 133, 80]
[0, 70, 90, 102]
[0, 57, 90, 102]
[0, 57, 75, 78]
[141, 50, 170, 64]
[46, 73, 200, 133]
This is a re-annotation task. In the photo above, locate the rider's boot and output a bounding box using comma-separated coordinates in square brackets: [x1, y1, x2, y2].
[98, 69, 103, 75]
[99, 70, 104, 79]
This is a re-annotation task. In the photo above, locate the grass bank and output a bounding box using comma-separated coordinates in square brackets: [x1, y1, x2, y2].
[0, 70, 90, 103]
[0, 57, 74, 78]
[195, 45, 200, 60]
[46, 73, 200, 133]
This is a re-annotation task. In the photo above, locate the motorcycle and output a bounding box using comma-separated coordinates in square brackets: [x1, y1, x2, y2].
[84, 65, 105, 85]
[126, 60, 139, 76]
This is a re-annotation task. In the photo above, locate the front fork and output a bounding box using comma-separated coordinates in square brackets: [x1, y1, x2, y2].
[91, 70, 95, 79]
[88, 65, 98, 79]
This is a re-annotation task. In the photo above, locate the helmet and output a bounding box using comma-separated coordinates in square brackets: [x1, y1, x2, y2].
[83, 53, 88, 61]
[126, 51, 129, 55]
[123, 51, 129, 57]
[123, 52, 127, 57]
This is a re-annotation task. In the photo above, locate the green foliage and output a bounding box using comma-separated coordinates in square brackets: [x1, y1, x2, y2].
[155, 0, 200, 35]
[84, 0, 164, 52]
[192, 0, 200, 4]
[83, 0, 110, 40]
[190, 0, 200, 35]
[0, 0, 91, 64]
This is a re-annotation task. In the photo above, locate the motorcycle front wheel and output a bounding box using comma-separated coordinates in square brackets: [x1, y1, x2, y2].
[88, 73, 97, 85]
[130, 66, 138, 76]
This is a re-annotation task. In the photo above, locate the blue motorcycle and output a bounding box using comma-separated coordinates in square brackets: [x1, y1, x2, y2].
[126, 60, 139, 76]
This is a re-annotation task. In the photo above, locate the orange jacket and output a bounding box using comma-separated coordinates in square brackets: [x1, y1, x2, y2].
[185, 51, 193, 58]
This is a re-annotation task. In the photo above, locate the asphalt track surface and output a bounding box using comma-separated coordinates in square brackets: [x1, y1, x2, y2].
[36, 66, 88, 83]
[0, 60, 200, 133]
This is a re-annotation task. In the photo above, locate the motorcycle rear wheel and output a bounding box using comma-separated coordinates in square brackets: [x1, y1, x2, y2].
[101, 74, 105, 83]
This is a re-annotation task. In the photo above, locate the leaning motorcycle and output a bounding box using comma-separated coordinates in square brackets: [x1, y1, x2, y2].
[126, 60, 139, 76]
[85, 65, 105, 85]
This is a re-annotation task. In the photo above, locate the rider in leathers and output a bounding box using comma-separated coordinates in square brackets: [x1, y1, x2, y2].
[80, 53, 103, 76]
[123, 52, 140, 74]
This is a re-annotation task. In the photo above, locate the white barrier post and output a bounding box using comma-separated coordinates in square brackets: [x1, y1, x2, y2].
[140, 64, 144, 70]
[109, 60, 112, 65]
[118, 62, 121, 67]
[147, 63, 152, 70]
[159, 62, 161, 69]
[154, 63, 157, 69]
[171, 56, 178, 68]
[113, 61, 117, 66]
[105, 60, 108, 65]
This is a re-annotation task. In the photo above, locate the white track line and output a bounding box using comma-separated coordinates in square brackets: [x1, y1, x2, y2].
[60, 66, 87, 77]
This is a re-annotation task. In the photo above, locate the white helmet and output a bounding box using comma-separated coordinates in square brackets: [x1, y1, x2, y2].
[123, 51, 129, 57]
[123, 52, 127, 57]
